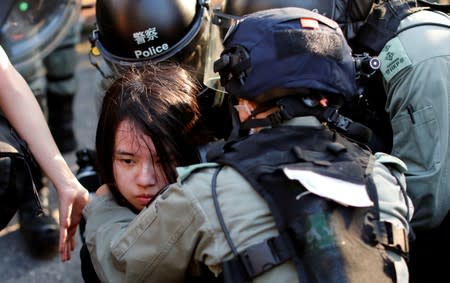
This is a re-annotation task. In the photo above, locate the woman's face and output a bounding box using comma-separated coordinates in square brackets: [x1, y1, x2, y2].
[112, 119, 169, 211]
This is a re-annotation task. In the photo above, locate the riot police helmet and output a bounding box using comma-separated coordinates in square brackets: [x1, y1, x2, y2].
[214, 7, 357, 104]
[91, 0, 215, 79]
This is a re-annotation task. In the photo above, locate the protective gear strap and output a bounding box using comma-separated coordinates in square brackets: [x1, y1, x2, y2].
[221, 232, 295, 283]
[210, 124, 387, 281]
[373, 220, 410, 256]
[362, 157, 410, 258]
[239, 96, 372, 144]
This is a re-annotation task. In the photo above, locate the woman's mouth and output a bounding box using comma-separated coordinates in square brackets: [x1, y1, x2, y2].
[136, 195, 152, 206]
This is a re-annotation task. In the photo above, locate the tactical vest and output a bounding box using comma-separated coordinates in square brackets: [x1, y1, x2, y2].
[208, 125, 409, 283]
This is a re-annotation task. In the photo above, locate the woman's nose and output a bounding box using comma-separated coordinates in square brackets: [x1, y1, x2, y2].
[136, 163, 156, 186]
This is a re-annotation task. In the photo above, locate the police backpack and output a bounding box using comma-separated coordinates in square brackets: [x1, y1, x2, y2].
[208, 125, 410, 283]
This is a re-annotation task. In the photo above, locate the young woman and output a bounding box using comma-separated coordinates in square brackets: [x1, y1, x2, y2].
[81, 61, 202, 282]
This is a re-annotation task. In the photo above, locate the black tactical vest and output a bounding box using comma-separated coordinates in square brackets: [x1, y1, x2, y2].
[207, 124, 408, 283]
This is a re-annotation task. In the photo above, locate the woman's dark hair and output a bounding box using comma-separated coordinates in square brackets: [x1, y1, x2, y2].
[95, 61, 201, 207]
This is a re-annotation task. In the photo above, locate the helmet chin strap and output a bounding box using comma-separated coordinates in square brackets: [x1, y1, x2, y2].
[239, 96, 372, 144]
[227, 96, 244, 140]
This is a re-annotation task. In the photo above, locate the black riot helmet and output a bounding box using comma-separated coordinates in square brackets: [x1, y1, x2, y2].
[223, 0, 374, 39]
[213, 7, 374, 142]
[214, 7, 357, 103]
[91, 0, 215, 79]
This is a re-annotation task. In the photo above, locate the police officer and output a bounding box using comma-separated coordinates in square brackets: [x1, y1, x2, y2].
[349, 2, 450, 282]
[225, 1, 450, 282]
[90, 0, 231, 141]
[83, 7, 413, 282]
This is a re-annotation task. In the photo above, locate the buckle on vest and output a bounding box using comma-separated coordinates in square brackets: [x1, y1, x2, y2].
[239, 239, 280, 278]
[327, 111, 352, 132]
[267, 111, 284, 126]
[373, 220, 410, 258]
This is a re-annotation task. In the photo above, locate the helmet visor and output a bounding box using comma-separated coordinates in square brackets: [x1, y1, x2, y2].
[203, 8, 240, 93]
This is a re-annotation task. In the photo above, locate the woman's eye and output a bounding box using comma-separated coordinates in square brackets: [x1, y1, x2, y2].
[121, 158, 135, 165]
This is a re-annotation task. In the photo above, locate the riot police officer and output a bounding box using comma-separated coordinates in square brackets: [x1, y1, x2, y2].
[90, 0, 231, 142]
[224, 1, 450, 282]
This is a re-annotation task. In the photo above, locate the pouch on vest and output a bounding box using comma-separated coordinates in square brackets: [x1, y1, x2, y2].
[0, 115, 42, 230]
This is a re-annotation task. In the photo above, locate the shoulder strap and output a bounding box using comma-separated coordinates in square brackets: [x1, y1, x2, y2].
[363, 156, 410, 258]
[211, 166, 301, 283]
